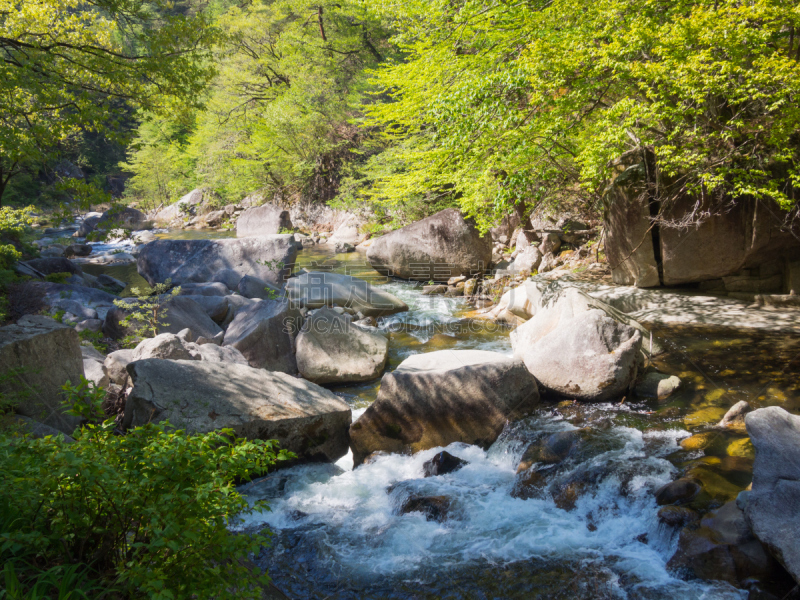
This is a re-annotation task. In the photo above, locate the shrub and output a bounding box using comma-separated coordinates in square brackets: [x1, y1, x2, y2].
[0, 378, 293, 599]
[113, 279, 180, 341]
[44, 272, 72, 284]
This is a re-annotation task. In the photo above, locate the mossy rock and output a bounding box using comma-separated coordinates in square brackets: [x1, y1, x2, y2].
[726, 437, 755, 459]
[684, 407, 727, 427]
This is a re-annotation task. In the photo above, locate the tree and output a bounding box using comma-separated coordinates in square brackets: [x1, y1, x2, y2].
[123, 0, 394, 208]
[362, 0, 800, 230]
[0, 0, 216, 205]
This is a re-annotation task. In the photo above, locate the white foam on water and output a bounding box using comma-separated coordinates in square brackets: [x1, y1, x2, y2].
[237, 417, 744, 599]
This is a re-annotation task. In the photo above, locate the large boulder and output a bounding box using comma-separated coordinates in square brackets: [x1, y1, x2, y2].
[0, 316, 84, 435]
[604, 148, 800, 288]
[222, 298, 300, 373]
[366, 209, 492, 282]
[236, 205, 293, 238]
[296, 308, 388, 384]
[123, 359, 352, 462]
[130, 332, 248, 365]
[667, 499, 780, 585]
[76, 215, 101, 237]
[35, 282, 118, 322]
[96, 206, 150, 231]
[136, 236, 296, 288]
[81, 345, 109, 388]
[349, 350, 539, 466]
[744, 407, 800, 583]
[510, 289, 642, 401]
[103, 349, 134, 385]
[23, 257, 81, 276]
[286, 271, 407, 317]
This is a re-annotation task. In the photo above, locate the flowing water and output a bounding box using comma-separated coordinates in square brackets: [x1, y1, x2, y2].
[90, 233, 800, 599]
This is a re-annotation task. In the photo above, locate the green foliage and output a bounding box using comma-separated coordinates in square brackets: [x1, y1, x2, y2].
[113, 279, 180, 340]
[363, 0, 800, 229]
[0, 376, 293, 599]
[43, 272, 71, 285]
[78, 330, 108, 354]
[0, 560, 113, 600]
[0, 0, 216, 205]
[123, 0, 395, 207]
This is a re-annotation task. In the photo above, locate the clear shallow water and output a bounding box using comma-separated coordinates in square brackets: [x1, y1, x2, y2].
[86, 233, 800, 599]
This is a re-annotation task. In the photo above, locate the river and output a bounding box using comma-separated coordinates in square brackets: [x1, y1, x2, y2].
[88, 233, 800, 599]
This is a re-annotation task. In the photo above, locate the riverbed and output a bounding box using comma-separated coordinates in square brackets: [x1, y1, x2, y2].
[91, 233, 800, 599]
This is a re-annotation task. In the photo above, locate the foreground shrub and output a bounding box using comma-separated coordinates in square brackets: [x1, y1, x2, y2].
[0, 378, 292, 598]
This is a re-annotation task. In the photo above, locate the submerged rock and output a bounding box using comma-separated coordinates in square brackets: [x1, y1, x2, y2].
[399, 495, 451, 522]
[635, 372, 681, 400]
[123, 359, 351, 462]
[349, 350, 539, 466]
[0, 315, 83, 435]
[654, 478, 702, 506]
[667, 500, 781, 585]
[296, 308, 388, 384]
[745, 407, 800, 584]
[423, 451, 469, 477]
[366, 208, 492, 282]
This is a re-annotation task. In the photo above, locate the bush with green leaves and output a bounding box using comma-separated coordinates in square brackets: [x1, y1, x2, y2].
[113, 279, 180, 341]
[0, 377, 293, 599]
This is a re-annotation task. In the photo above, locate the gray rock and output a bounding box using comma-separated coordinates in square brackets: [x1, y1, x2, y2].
[178, 295, 228, 323]
[286, 271, 407, 317]
[718, 400, 751, 429]
[211, 268, 242, 291]
[219, 295, 259, 329]
[366, 208, 492, 282]
[37, 283, 118, 321]
[191, 343, 248, 365]
[334, 241, 354, 253]
[75, 318, 103, 333]
[296, 308, 388, 384]
[64, 244, 91, 257]
[49, 299, 99, 321]
[635, 372, 681, 400]
[96, 274, 126, 293]
[137, 236, 296, 288]
[222, 299, 300, 373]
[237, 275, 282, 300]
[103, 349, 135, 385]
[131, 333, 198, 361]
[538, 252, 558, 273]
[511, 297, 641, 401]
[96, 207, 149, 231]
[23, 257, 81, 276]
[349, 350, 539, 466]
[77, 215, 101, 237]
[178, 282, 229, 297]
[540, 233, 562, 255]
[511, 246, 542, 275]
[123, 359, 351, 462]
[161, 296, 223, 340]
[745, 407, 800, 583]
[176, 328, 195, 343]
[0, 316, 83, 435]
[81, 345, 109, 388]
[236, 204, 292, 237]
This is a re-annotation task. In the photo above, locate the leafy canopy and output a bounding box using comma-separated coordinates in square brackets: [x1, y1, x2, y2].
[0, 0, 216, 203]
[363, 0, 800, 230]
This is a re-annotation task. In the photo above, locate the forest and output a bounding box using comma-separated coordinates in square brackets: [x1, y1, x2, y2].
[2, 0, 800, 598]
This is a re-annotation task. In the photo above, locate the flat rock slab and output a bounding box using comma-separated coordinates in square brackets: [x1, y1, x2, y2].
[123, 359, 352, 463]
[137, 236, 296, 288]
[0, 315, 83, 435]
[286, 271, 407, 317]
[349, 350, 539, 466]
[745, 407, 800, 584]
[236, 205, 293, 237]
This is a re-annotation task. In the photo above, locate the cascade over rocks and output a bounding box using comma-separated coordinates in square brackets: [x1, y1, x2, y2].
[366, 208, 492, 282]
[295, 307, 388, 384]
[349, 350, 539, 466]
[744, 406, 800, 584]
[0, 315, 83, 435]
[123, 359, 352, 462]
[236, 205, 293, 237]
[137, 236, 296, 288]
[286, 271, 407, 317]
